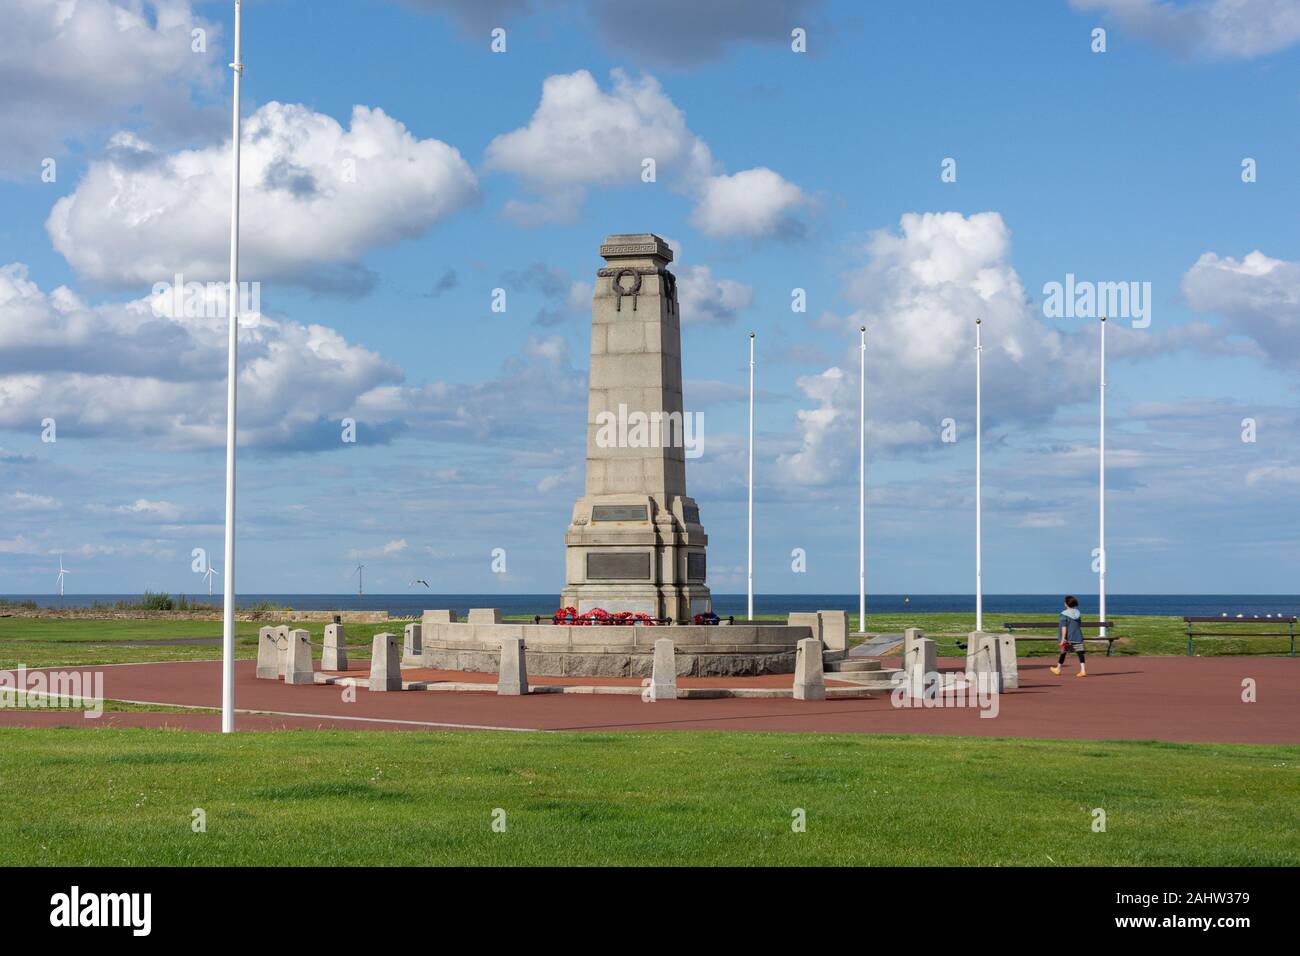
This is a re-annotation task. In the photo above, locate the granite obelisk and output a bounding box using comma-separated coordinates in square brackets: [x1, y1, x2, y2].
[560, 234, 711, 621]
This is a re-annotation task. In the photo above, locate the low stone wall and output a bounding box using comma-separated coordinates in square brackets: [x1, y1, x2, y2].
[414, 619, 810, 677]
[280, 610, 393, 624]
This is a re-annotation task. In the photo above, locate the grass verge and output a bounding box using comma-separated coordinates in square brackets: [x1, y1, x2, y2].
[1, 727, 1295, 866]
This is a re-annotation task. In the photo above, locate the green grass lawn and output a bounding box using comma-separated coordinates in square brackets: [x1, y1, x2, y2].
[856, 612, 1296, 657]
[0, 727, 1294, 866]
[0, 618, 403, 669]
[513, 611, 1291, 657]
[1, 613, 1290, 670]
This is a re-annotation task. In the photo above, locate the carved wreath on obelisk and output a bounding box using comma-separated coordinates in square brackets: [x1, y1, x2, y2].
[599, 266, 676, 313]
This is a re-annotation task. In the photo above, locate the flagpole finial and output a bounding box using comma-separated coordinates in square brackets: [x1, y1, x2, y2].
[749, 331, 755, 339]
[976, 317, 981, 325]
[859, 325, 866, 332]
[1100, 315, 1107, 323]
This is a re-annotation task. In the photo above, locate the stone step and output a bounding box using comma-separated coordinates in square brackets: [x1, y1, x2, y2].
[829, 668, 902, 687]
[825, 658, 881, 673]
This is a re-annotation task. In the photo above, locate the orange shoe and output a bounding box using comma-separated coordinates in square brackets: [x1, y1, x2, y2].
[1049, 665, 1061, 676]
[1075, 670, 1087, 678]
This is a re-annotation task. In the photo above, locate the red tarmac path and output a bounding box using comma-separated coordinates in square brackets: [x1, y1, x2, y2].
[2, 656, 1298, 744]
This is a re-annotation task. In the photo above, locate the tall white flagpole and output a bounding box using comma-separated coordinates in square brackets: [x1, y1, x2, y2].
[858, 325, 866, 633]
[975, 318, 983, 633]
[221, 0, 244, 734]
[747, 332, 755, 621]
[1099, 315, 1107, 638]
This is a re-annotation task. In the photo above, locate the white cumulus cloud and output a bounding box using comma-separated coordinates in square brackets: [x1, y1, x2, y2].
[777, 212, 1092, 485]
[485, 69, 808, 237]
[1182, 249, 1300, 364]
[47, 102, 479, 291]
[0, 262, 403, 450]
[1071, 0, 1300, 59]
[675, 264, 755, 325]
[690, 168, 808, 240]
[0, 0, 223, 176]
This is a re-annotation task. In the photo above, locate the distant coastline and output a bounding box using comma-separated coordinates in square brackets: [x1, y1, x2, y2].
[3, 593, 1297, 619]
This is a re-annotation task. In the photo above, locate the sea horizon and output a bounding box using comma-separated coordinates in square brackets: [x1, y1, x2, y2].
[6, 593, 1298, 618]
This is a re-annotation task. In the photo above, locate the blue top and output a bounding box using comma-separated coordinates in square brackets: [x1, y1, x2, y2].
[1060, 608, 1084, 648]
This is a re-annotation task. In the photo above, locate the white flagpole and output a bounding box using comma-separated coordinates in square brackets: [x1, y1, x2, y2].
[747, 332, 755, 621]
[858, 325, 866, 633]
[975, 318, 983, 633]
[1099, 315, 1107, 638]
[221, 0, 243, 734]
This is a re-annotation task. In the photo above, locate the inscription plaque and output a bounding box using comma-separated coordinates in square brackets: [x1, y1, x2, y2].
[687, 552, 706, 582]
[591, 505, 649, 522]
[587, 552, 651, 580]
[682, 504, 700, 525]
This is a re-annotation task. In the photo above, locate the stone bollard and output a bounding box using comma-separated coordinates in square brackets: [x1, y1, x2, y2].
[403, 621, 422, 659]
[497, 636, 528, 696]
[275, 624, 291, 677]
[994, 634, 1019, 690]
[817, 610, 849, 652]
[788, 612, 823, 644]
[904, 636, 936, 698]
[903, 627, 925, 662]
[368, 633, 402, 692]
[650, 638, 677, 701]
[256, 626, 280, 679]
[468, 608, 503, 625]
[322, 622, 347, 672]
[284, 629, 315, 685]
[965, 631, 1001, 694]
[965, 630, 989, 674]
[793, 638, 826, 701]
[422, 609, 457, 627]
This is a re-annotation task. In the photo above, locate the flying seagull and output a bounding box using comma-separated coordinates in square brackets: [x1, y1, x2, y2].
[410, 579, 431, 588]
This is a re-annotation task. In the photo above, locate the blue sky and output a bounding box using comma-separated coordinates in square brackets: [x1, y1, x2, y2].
[1, 0, 1298, 597]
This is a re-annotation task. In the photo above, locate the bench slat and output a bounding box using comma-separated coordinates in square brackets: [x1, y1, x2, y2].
[1185, 631, 1294, 638]
[1003, 621, 1114, 629]
[1183, 616, 1296, 623]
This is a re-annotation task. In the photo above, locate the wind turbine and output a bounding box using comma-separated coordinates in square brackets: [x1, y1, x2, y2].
[56, 554, 70, 597]
[204, 559, 221, 597]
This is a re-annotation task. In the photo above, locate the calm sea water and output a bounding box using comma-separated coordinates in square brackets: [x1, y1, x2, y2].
[5, 594, 1298, 618]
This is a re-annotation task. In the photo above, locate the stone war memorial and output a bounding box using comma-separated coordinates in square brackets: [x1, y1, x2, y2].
[414, 233, 811, 677]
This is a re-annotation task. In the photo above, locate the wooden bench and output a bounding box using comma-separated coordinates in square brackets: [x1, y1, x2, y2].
[1183, 616, 1296, 657]
[1002, 621, 1119, 657]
